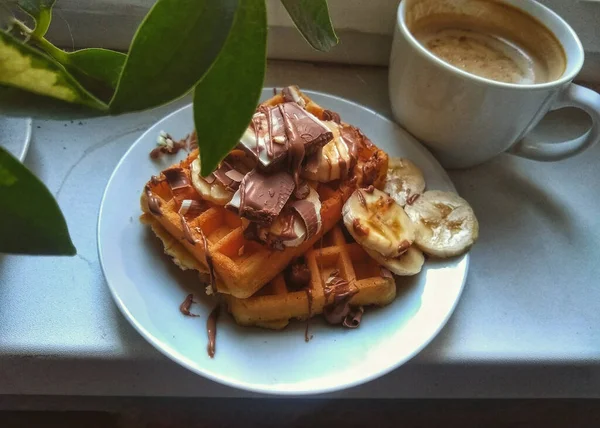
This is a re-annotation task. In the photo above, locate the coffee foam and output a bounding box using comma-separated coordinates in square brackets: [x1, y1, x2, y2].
[406, 0, 566, 84]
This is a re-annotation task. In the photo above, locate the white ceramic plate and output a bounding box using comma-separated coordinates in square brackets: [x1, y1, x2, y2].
[98, 89, 468, 395]
[0, 117, 32, 161]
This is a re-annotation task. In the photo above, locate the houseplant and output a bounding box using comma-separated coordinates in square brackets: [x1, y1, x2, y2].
[0, 0, 338, 255]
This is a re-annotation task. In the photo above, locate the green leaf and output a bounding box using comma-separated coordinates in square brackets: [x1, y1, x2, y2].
[109, 0, 239, 114]
[0, 146, 76, 255]
[29, 35, 126, 101]
[280, 0, 338, 51]
[193, 0, 267, 176]
[0, 31, 108, 110]
[66, 48, 126, 90]
[18, 0, 56, 37]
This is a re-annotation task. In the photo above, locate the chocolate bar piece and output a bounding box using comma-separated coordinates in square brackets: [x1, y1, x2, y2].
[237, 170, 295, 226]
[238, 103, 333, 172]
[279, 102, 333, 156]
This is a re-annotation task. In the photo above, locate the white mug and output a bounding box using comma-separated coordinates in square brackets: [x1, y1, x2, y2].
[389, 0, 600, 168]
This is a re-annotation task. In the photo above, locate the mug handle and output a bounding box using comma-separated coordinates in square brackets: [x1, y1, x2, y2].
[509, 83, 600, 161]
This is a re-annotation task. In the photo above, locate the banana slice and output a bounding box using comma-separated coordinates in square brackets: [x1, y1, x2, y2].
[190, 157, 233, 205]
[302, 121, 353, 183]
[342, 188, 415, 258]
[404, 190, 479, 258]
[384, 157, 426, 206]
[364, 246, 425, 276]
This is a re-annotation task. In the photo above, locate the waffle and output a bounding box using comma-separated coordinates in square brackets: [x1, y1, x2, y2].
[225, 225, 397, 329]
[141, 88, 388, 299]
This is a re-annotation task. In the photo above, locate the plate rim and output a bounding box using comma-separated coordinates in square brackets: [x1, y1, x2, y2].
[98, 89, 469, 395]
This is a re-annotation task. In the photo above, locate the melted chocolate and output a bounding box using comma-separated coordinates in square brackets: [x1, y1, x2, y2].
[195, 226, 216, 289]
[352, 218, 370, 237]
[323, 109, 341, 124]
[380, 267, 394, 279]
[294, 181, 310, 200]
[323, 271, 359, 325]
[179, 213, 196, 246]
[145, 186, 162, 216]
[179, 294, 200, 317]
[304, 287, 313, 343]
[406, 193, 420, 205]
[356, 189, 368, 207]
[207, 304, 220, 358]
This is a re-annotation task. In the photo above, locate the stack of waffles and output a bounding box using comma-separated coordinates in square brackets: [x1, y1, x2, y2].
[140, 86, 398, 329]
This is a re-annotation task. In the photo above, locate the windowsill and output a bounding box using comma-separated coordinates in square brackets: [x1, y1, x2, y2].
[47, 0, 600, 83]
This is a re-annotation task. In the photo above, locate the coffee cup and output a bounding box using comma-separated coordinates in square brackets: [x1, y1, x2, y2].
[389, 0, 600, 168]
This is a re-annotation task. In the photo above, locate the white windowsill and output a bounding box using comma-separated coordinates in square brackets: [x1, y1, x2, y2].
[46, 0, 600, 82]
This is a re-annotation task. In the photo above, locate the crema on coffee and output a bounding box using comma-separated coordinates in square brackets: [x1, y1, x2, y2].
[407, 0, 566, 84]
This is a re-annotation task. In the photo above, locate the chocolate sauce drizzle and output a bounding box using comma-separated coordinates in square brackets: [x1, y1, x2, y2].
[145, 186, 162, 216]
[207, 304, 220, 358]
[179, 294, 200, 317]
[179, 213, 196, 246]
[304, 288, 314, 342]
[195, 226, 216, 290]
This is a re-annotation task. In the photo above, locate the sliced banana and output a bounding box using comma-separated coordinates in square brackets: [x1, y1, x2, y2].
[342, 188, 415, 258]
[404, 190, 479, 258]
[302, 121, 352, 183]
[364, 246, 425, 276]
[190, 157, 233, 205]
[384, 157, 426, 207]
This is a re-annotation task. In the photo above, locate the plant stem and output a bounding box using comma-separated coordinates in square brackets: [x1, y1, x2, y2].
[11, 18, 70, 64]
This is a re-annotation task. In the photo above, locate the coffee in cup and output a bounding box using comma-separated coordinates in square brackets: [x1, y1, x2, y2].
[408, 0, 566, 84]
[389, 0, 600, 168]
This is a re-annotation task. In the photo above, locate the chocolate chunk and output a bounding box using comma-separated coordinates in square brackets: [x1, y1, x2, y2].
[282, 85, 306, 107]
[163, 168, 196, 202]
[179, 199, 208, 219]
[238, 112, 288, 171]
[225, 169, 245, 183]
[238, 170, 295, 226]
[323, 109, 341, 124]
[280, 103, 333, 156]
[292, 199, 320, 239]
[343, 306, 364, 329]
[284, 259, 311, 291]
[163, 168, 189, 190]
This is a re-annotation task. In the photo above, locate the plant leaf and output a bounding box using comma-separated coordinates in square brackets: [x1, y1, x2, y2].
[18, 0, 56, 37]
[280, 0, 338, 52]
[0, 147, 76, 255]
[66, 48, 126, 90]
[0, 31, 108, 110]
[28, 35, 126, 101]
[193, 0, 267, 176]
[109, 0, 239, 114]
